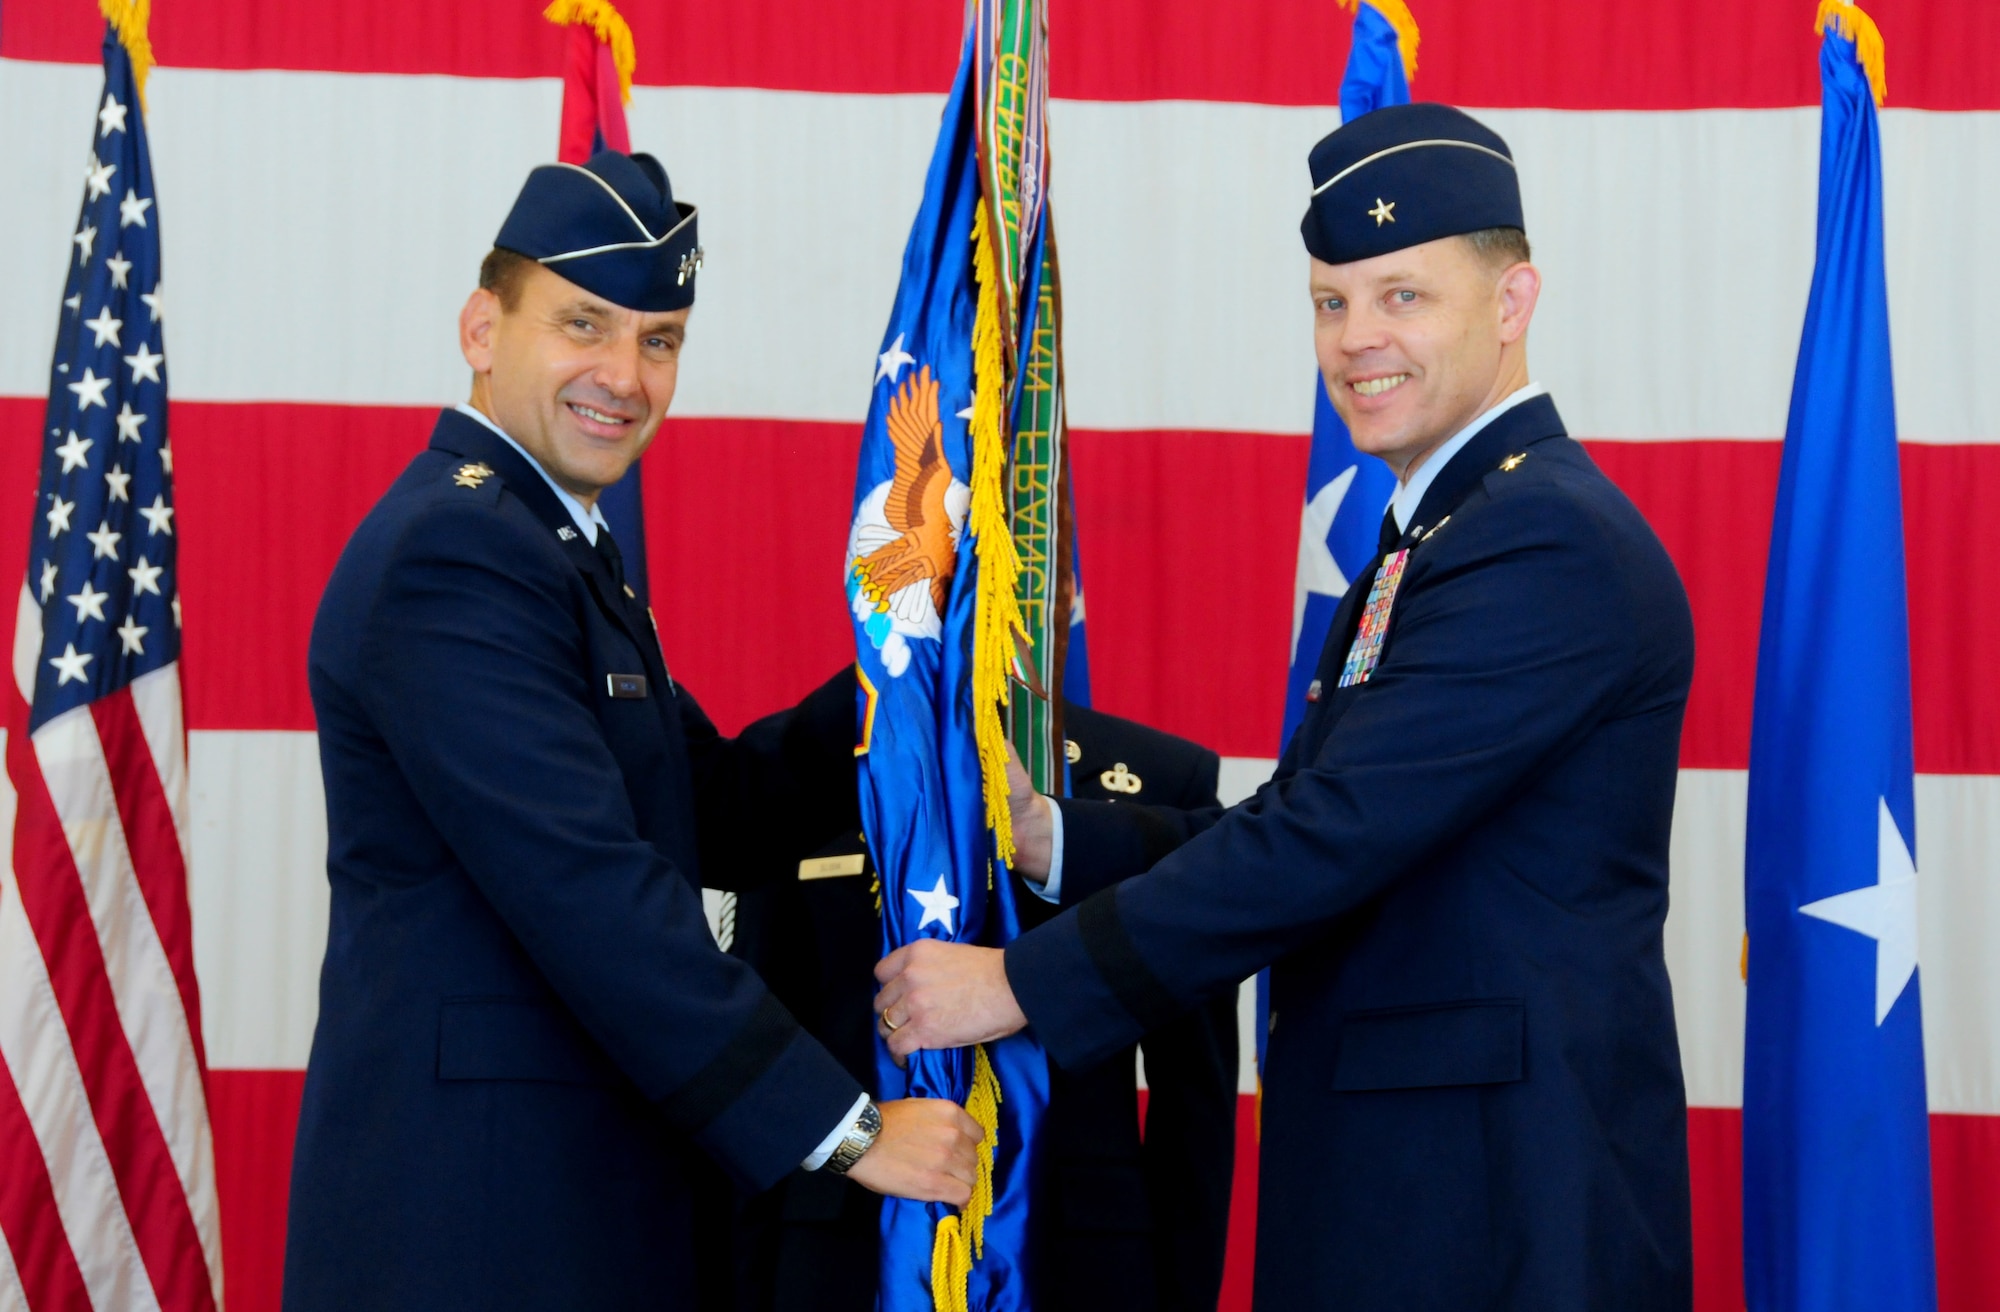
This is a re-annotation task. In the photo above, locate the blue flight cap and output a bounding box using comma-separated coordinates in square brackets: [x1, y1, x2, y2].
[1301, 103, 1523, 266]
[494, 150, 702, 311]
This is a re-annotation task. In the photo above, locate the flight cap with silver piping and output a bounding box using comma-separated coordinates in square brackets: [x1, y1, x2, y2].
[1301, 103, 1523, 266]
[494, 149, 702, 312]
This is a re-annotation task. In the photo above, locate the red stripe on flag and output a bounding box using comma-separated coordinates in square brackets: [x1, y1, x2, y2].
[208, 1069, 307, 1312]
[4, 709, 216, 1312]
[4, 0, 1996, 110]
[0, 1046, 94, 1312]
[90, 688, 206, 1071]
[2, 399, 1996, 769]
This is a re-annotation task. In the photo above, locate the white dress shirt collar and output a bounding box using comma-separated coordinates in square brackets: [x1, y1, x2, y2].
[454, 403, 609, 546]
[1387, 382, 1547, 534]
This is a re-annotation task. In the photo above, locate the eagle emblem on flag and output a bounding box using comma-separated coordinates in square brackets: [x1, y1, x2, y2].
[846, 364, 971, 677]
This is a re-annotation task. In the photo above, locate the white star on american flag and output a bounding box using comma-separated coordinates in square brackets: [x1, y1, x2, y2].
[116, 616, 149, 656]
[55, 432, 93, 473]
[105, 467, 133, 502]
[128, 555, 163, 596]
[47, 643, 93, 686]
[68, 368, 111, 410]
[86, 521, 122, 561]
[67, 581, 109, 624]
[83, 307, 122, 348]
[124, 342, 163, 384]
[139, 495, 174, 536]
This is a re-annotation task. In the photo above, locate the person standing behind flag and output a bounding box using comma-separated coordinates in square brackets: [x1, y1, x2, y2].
[1743, 5, 1938, 1309]
[874, 103, 1698, 1310]
[284, 150, 982, 1311]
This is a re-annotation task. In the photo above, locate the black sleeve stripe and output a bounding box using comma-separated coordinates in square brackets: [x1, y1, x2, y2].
[655, 992, 799, 1133]
[1076, 890, 1181, 1034]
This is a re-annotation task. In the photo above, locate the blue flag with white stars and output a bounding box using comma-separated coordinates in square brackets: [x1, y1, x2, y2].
[1742, 13, 1938, 1311]
[31, 29, 176, 729]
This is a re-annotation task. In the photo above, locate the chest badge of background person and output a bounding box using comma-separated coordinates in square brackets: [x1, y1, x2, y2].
[454, 461, 494, 489]
[1306, 678, 1323, 704]
[1339, 548, 1411, 688]
[1100, 763, 1143, 795]
[1064, 738, 1082, 764]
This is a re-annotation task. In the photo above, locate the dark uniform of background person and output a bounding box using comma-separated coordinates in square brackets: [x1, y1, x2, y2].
[719, 702, 1237, 1312]
[285, 151, 979, 1311]
[873, 104, 1699, 1311]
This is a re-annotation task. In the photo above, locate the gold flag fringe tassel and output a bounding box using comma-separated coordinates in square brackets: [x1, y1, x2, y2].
[1338, 0, 1420, 83]
[1814, 0, 1887, 107]
[967, 204, 1029, 870]
[543, 0, 638, 104]
[99, 0, 154, 104]
[930, 1044, 1004, 1312]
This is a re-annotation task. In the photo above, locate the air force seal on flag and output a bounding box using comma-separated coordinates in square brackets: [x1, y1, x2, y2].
[846, 364, 971, 677]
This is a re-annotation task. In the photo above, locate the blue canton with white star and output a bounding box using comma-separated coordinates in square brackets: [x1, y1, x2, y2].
[31, 32, 176, 732]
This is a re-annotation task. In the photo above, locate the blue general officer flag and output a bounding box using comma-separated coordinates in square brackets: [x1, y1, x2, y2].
[1743, 6, 1937, 1310]
[845, 30, 1048, 1311]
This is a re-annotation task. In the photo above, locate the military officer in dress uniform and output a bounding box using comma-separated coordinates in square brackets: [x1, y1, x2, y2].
[285, 150, 982, 1312]
[872, 104, 1698, 1310]
[716, 702, 1236, 1312]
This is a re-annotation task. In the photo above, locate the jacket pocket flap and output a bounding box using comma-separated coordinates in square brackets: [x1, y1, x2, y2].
[1333, 999, 1524, 1092]
[437, 998, 619, 1087]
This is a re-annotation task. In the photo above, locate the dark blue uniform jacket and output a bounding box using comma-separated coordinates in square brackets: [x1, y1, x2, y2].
[285, 410, 864, 1310]
[1007, 396, 1697, 1310]
[719, 703, 1235, 1312]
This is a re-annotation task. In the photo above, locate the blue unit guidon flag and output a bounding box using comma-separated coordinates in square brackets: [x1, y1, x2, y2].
[1743, 5, 1938, 1311]
[845, 26, 1048, 1312]
[0, 15, 224, 1312]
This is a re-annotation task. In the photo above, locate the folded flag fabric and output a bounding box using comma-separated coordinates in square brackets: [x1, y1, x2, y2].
[1743, 5, 1937, 1309]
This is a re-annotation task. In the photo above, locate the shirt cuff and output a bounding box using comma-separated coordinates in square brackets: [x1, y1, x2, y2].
[1025, 795, 1064, 904]
[802, 1091, 873, 1171]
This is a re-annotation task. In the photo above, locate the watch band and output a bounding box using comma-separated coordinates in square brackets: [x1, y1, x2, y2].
[824, 1099, 883, 1177]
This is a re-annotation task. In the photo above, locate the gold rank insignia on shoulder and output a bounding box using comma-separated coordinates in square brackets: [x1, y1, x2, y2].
[1064, 739, 1082, 764]
[1498, 452, 1528, 472]
[453, 461, 495, 489]
[1099, 762, 1143, 795]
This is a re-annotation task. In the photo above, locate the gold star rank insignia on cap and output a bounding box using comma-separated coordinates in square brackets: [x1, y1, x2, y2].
[454, 461, 495, 489]
[1498, 452, 1528, 472]
[1369, 198, 1396, 226]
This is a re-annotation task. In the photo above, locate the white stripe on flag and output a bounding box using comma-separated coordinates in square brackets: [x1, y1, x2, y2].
[0, 60, 1994, 441]
[32, 707, 221, 1290]
[0, 1211, 30, 1312]
[130, 665, 192, 872]
[0, 756, 162, 1312]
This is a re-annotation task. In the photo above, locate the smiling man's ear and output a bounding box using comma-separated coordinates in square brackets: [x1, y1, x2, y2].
[460, 288, 501, 375]
[1495, 262, 1542, 347]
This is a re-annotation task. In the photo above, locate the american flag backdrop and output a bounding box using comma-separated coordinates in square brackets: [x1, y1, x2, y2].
[0, 2, 1996, 1311]
[1, 16, 220, 1312]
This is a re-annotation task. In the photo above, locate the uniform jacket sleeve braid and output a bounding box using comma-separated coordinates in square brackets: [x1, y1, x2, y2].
[353, 497, 862, 1186]
[682, 665, 862, 889]
[1008, 482, 1661, 1072]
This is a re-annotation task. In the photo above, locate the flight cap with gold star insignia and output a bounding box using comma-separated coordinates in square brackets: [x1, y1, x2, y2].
[495, 150, 702, 312]
[1301, 103, 1523, 266]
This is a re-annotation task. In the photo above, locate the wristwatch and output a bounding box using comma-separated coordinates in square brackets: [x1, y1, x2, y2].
[824, 1099, 884, 1176]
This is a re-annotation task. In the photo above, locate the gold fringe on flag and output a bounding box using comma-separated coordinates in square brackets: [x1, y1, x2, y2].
[967, 204, 1028, 870]
[1814, 0, 1887, 107]
[930, 1043, 1004, 1312]
[543, 0, 638, 104]
[98, 0, 154, 104]
[1338, 0, 1421, 83]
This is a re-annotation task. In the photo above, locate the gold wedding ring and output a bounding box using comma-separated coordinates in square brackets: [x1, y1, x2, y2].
[882, 1012, 903, 1033]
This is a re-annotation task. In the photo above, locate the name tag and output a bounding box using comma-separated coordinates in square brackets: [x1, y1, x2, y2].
[799, 853, 867, 881]
[606, 673, 649, 700]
